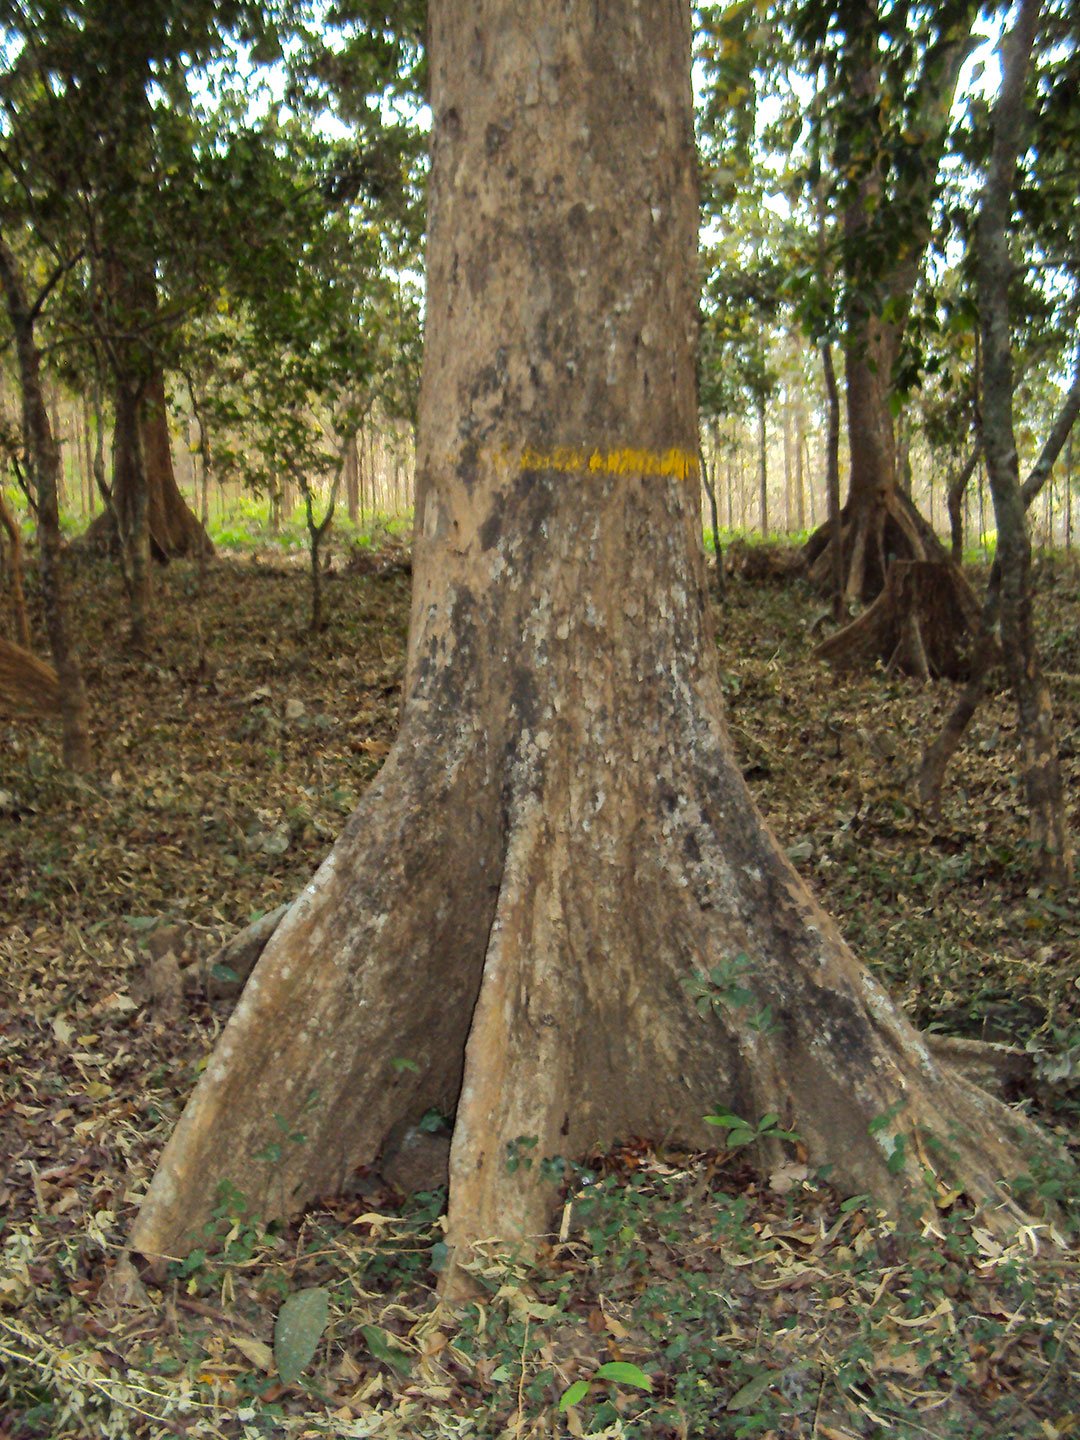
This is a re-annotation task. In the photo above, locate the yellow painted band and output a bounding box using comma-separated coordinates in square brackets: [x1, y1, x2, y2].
[515, 446, 699, 480]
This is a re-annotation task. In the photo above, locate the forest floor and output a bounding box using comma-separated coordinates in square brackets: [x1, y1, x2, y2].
[1, 539, 1078, 1440]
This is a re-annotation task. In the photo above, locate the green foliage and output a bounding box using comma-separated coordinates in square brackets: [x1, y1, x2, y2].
[704, 1108, 801, 1150]
[558, 1359, 653, 1412]
[682, 954, 777, 1033]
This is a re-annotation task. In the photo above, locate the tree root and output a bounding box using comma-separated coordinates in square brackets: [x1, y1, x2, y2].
[0, 636, 61, 716]
[816, 559, 982, 680]
[803, 486, 948, 606]
[131, 689, 1056, 1279]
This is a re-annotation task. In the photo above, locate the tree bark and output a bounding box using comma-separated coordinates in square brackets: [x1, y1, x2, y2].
[85, 367, 213, 562]
[756, 395, 768, 537]
[0, 236, 91, 769]
[821, 342, 845, 620]
[948, 443, 981, 563]
[133, 0, 1046, 1275]
[0, 485, 30, 647]
[919, 368, 1080, 810]
[954, 0, 1071, 882]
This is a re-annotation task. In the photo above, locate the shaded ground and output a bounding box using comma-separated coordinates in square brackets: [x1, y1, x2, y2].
[1, 541, 1078, 1439]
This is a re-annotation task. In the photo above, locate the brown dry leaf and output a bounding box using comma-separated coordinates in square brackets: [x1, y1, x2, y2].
[872, 1346, 928, 1379]
[233, 1335, 275, 1372]
[769, 1162, 810, 1194]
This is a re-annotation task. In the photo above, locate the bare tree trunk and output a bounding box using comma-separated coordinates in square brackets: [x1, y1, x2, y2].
[757, 396, 768, 537]
[81, 396, 94, 517]
[0, 237, 91, 768]
[113, 381, 153, 649]
[821, 343, 845, 620]
[346, 433, 359, 523]
[86, 368, 213, 562]
[0, 486, 30, 647]
[794, 398, 807, 532]
[699, 429, 723, 594]
[920, 352, 1080, 846]
[133, 0, 1046, 1277]
[947, 443, 981, 562]
[974, 0, 1069, 882]
[782, 397, 794, 533]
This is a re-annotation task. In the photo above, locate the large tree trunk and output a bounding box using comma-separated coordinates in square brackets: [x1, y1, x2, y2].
[133, 0, 1045, 1275]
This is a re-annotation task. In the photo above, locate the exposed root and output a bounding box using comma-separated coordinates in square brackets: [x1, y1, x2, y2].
[816, 560, 982, 680]
[131, 685, 1056, 1278]
[0, 636, 61, 716]
[804, 486, 946, 605]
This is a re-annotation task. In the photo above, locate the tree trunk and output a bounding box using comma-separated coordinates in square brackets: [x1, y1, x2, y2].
[782, 398, 794, 533]
[919, 367, 1080, 812]
[972, 0, 1070, 882]
[345, 433, 359, 523]
[113, 381, 153, 648]
[699, 431, 723, 595]
[0, 485, 30, 647]
[133, 0, 1045, 1275]
[85, 368, 213, 562]
[756, 396, 768, 537]
[0, 237, 91, 769]
[794, 397, 807, 532]
[801, 0, 974, 605]
[948, 443, 981, 563]
[820, 341, 845, 620]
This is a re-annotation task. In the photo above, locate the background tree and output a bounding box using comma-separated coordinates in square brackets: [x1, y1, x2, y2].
[0, 236, 90, 766]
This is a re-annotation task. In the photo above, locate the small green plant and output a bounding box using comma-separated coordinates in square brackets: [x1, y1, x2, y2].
[504, 1135, 539, 1173]
[682, 954, 778, 1033]
[703, 1109, 800, 1150]
[559, 1359, 653, 1411]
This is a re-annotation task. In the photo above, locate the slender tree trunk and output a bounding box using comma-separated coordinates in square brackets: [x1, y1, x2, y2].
[81, 397, 94, 517]
[0, 238, 91, 769]
[923, 345, 1080, 862]
[725, 443, 734, 531]
[795, 399, 807, 532]
[975, 0, 1068, 882]
[0, 486, 30, 647]
[112, 382, 153, 648]
[49, 386, 65, 510]
[699, 429, 723, 593]
[757, 396, 768, 538]
[133, 0, 1045, 1276]
[346, 433, 359, 523]
[948, 443, 981, 563]
[821, 343, 845, 620]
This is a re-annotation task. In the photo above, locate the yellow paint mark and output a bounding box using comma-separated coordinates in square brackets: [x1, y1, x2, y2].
[515, 445, 699, 480]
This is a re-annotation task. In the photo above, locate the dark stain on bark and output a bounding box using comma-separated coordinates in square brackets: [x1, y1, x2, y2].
[479, 492, 504, 552]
